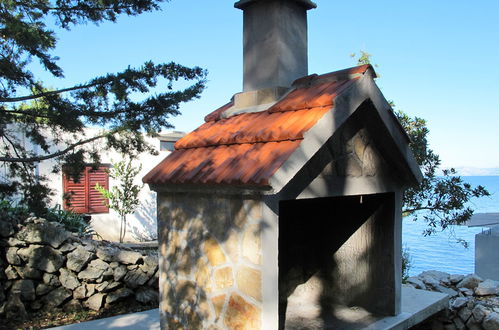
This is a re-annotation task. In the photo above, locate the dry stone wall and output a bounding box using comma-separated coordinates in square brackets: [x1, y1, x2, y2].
[406, 270, 499, 330]
[0, 215, 159, 321]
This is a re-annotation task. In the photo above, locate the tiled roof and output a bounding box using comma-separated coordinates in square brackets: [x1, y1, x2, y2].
[143, 65, 373, 187]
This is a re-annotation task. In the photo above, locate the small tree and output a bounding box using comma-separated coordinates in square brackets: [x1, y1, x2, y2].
[95, 158, 142, 243]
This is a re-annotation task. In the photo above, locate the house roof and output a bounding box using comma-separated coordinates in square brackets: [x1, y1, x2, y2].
[143, 65, 377, 187]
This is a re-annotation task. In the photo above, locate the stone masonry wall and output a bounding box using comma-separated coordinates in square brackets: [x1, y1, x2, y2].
[158, 193, 263, 329]
[0, 215, 159, 321]
[406, 270, 499, 329]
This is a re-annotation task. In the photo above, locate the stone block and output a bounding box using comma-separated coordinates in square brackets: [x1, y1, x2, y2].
[59, 268, 80, 290]
[483, 312, 499, 330]
[211, 295, 226, 318]
[12, 280, 35, 301]
[6, 247, 21, 265]
[15, 222, 69, 248]
[214, 267, 234, 291]
[18, 245, 65, 273]
[224, 230, 240, 263]
[224, 293, 260, 330]
[123, 269, 149, 289]
[456, 274, 482, 290]
[43, 273, 61, 287]
[106, 288, 133, 304]
[236, 266, 261, 302]
[36, 283, 52, 296]
[78, 259, 110, 281]
[42, 287, 72, 308]
[5, 265, 19, 280]
[14, 266, 42, 280]
[113, 265, 127, 282]
[203, 238, 226, 267]
[472, 304, 490, 323]
[66, 246, 94, 272]
[135, 287, 159, 304]
[195, 259, 211, 290]
[475, 279, 499, 296]
[85, 293, 104, 311]
[242, 224, 262, 265]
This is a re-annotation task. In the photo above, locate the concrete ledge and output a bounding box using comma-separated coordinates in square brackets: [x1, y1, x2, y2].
[286, 286, 448, 329]
[365, 286, 449, 330]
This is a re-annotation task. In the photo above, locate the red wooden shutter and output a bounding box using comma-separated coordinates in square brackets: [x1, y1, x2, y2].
[88, 167, 109, 214]
[63, 166, 109, 214]
[63, 170, 88, 213]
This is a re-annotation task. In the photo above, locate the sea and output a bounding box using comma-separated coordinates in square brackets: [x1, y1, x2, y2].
[403, 176, 499, 276]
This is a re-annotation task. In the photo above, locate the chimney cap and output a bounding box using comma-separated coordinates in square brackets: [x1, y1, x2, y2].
[234, 0, 317, 10]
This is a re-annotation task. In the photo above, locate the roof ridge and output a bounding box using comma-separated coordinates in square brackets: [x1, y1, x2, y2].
[292, 64, 375, 88]
[176, 137, 305, 150]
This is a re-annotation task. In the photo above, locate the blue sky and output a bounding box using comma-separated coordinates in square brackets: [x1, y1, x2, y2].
[38, 0, 499, 170]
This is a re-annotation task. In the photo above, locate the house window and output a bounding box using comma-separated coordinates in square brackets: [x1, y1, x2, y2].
[160, 140, 175, 152]
[63, 166, 109, 214]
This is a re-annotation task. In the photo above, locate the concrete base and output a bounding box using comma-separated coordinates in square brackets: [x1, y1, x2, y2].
[285, 286, 448, 329]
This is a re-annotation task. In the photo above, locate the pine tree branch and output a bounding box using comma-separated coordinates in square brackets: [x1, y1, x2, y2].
[0, 132, 111, 163]
[0, 82, 99, 103]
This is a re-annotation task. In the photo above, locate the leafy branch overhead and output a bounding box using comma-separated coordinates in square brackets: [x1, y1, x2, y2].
[352, 51, 489, 241]
[0, 0, 206, 212]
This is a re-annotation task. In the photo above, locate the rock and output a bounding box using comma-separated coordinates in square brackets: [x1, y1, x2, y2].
[465, 315, 481, 330]
[483, 312, 499, 330]
[0, 219, 14, 238]
[434, 285, 459, 297]
[4, 291, 27, 321]
[476, 279, 499, 296]
[135, 287, 158, 304]
[420, 270, 451, 285]
[73, 285, 87, 299]
[127, 264, 139, 271]
[6, 237, 26, 247]
[472, 304, 490, 323]
[459, 287, 474, 296]
[63, 299, 84, 312]
[113, 266, 128, 282]
[420, 274, 441, 288]
[458, 306, 473, 323]
[36, 284, 52, 296]
[30, 300, 43, 310]
[15, 222, 69, 248]
[85, 293, 105, 311]
[11, 280, 35, 301]
[451, 297, 469, 310]
[96, 281, 109, 292]
[18, 245, 65, 273]
[66, 246, 94, 272]
[96, 247, 142, 264]
[42, 287, 72, 308]
[450, 274, 465, 284]
[59, 243, 77, 253]
[407, 276, 426, 289]
[117, 250, 143, 265]
[147, 270, 159, 288]
[140, 256, 158, 277]
[123, 269, 149, 289]
[6, 247, 21, 265]
[453, 316, 466, 330]
[59, 269, 80, 290]
[5, 265, 19, 280]
[78, 259, 110, 280]
[85, 284, 96, 298]
[106, 288, 133, 304]
[456, 274, 483, 290]
[14, 266, 42, 280]
[43, 273, 61, 287]
[109, 262, 119, 268]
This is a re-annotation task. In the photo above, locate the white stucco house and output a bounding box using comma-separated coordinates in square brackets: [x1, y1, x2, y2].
[1, 126, 184, 242]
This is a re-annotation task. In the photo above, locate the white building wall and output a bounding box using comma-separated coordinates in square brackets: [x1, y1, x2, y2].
[11, 125, 180, 242]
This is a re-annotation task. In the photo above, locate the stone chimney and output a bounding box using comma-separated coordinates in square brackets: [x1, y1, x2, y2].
[235, 0, 317, 92]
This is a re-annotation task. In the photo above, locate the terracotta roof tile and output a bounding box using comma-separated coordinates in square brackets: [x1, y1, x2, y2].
[143, 65, 373, 187]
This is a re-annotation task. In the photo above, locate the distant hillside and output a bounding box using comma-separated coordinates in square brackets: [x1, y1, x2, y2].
[454, 167, 499, 176]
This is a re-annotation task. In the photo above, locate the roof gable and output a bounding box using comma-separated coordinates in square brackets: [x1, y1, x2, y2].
[143, 65, 421, 191]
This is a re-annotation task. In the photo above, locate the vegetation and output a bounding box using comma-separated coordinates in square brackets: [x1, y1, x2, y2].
[352, 51, 489, 243]
[45, 204, 95, 237]
[95, 158, 142, 243]
[0, 0, 206, 215]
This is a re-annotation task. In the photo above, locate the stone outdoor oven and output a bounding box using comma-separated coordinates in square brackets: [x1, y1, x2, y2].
[143, 0, 422, 329]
